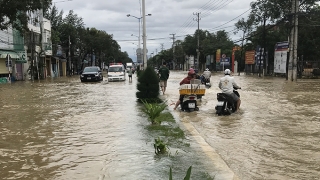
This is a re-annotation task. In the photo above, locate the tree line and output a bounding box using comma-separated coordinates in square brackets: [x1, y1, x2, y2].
[1, 0, 319, 73]
[149, 0, 320, 72]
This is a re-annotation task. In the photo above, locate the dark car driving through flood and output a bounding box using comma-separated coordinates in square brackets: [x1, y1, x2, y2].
[80, 66, 103, 82]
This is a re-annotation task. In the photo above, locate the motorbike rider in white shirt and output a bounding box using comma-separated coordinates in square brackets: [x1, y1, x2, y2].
[201, 68, 211, 84]
[203, 68, 211, 79]
[218, 69, 241, 112]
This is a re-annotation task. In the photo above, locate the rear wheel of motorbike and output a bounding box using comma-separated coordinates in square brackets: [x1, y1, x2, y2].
[189, 108, 194, 112]
[226, 108, 232, 115]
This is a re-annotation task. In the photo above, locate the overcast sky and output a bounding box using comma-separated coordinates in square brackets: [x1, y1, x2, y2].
[54, 0, 254, 62]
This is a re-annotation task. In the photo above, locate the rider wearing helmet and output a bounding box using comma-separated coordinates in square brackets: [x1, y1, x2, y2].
[173, 70, 196, 110]
[201, 68, 211, 84]
[218, 69, 241, 112]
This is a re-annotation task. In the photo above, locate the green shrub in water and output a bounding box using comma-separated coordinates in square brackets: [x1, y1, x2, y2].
[141, 100, 167, 124]
[154, 137, 167, 154]
[136, 66, 160, 100]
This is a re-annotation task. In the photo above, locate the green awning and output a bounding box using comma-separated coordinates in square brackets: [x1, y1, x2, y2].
[0, 50, 20, 59]
[15, 59, 27, 63]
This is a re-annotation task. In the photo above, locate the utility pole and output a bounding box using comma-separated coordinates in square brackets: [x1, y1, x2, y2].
[69, 35, 71, 76]
[170, 33, 175, 69]
[293, 0, 299, 81]
[193, 12, 201, 71]
[160, 43, 164, 51]
[31, 30, 34, 81]
[288, 0, 299, 81]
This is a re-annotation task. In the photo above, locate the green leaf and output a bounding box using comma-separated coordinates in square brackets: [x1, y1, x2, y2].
[183, 166, 192, 180]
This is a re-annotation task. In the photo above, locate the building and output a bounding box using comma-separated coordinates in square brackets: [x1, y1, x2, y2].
[0, 10, 54, 81]
[0, 17, 27, 81]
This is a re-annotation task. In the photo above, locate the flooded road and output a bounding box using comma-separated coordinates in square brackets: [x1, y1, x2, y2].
[1, 71, 319, 180]
[165, 71, 320, 180]
[0, 74, 231, 180]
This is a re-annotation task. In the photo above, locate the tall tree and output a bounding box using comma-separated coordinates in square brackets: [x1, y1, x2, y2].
[0, 0, 52, 33]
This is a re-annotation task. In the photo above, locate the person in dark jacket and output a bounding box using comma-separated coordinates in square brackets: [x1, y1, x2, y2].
[158, 62, 170, 95]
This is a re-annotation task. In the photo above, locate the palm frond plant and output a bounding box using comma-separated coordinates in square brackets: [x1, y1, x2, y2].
[169, 166, 192, 180]
[141, 100, 167, 124]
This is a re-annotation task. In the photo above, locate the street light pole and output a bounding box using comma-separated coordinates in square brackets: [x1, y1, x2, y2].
[127, 12, 151, 69]
[142, 0, 147, 69]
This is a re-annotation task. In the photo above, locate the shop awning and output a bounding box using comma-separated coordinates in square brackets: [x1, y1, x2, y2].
[0, 50, 20, 59]
[15, 59, 27, 63]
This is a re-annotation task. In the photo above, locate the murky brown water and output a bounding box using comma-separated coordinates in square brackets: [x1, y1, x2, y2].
[166, 71, 320, 180]
[1, 71, 319, 180]
[0, 74, 229, 180]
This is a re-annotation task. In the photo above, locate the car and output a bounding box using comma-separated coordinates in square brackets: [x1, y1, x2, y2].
[80, 66, 103, 82]
[108, 63, 126, 81]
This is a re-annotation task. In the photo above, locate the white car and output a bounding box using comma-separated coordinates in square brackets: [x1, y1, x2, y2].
[108, 64, 126, 81]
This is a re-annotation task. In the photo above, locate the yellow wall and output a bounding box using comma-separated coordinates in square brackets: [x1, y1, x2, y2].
[0, 59, 9, 74]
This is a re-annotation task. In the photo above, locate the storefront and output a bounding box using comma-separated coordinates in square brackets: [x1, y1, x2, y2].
[0, 50, 27, 80]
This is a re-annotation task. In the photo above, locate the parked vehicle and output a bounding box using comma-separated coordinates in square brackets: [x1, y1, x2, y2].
[126, 62, 135, 74]
[108, 63, 126, 81]
[80, 66, 103, 82]
[215, 87, 240, 115]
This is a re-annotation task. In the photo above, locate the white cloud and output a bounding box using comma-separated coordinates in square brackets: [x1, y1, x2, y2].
[54, 0, 253, 62]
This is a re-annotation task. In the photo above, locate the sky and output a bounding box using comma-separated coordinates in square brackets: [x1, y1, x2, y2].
[54, 0, 254, 62]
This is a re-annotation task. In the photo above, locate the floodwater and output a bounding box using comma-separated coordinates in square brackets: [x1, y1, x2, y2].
[0, 71, 319, 180]
[165, 71, 320, 180]
[0, 73, 232, 180]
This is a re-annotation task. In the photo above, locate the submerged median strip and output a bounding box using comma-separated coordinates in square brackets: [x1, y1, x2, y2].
[136, 67, 215, 179]
[140, 100, 215, 179]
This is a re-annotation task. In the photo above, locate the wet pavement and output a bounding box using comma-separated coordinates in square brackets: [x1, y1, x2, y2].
[0, 71, 319, 180]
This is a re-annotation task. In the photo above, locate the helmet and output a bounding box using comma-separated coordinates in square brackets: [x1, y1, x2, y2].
[205, 68, 209, 71]
[188, 70, 195, 76]
[224, 69, 231, 75]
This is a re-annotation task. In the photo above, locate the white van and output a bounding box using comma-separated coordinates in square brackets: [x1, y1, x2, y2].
[108, 63, 126, 81]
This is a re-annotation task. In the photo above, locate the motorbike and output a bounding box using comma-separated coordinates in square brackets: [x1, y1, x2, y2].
[180, 94, 199, 112]
[215, 87, 240, 116]
[200, 75, 211, 88]
[179, 79, 203, 112]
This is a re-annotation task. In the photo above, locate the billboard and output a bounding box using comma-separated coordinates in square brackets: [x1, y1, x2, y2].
[245, 50, 255, 64]
[274, 41, 289, 74]
[255, 46, 267, 67]
[216, 49, 221, 62]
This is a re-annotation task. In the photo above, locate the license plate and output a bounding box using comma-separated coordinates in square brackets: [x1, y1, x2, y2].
[217, 101, 224, 106]
[87, 77, 91, 79]
[188, 103, 195, 108]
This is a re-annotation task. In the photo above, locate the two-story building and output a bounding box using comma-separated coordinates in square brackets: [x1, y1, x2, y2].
[0, 17, 27, 81]
[0, 10, 57, 82]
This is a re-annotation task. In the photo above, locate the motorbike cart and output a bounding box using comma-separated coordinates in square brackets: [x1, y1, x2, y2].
[179, 79, 206, 112]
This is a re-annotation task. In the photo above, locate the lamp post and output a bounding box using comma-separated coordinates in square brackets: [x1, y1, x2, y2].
[127, 12, 151, 69]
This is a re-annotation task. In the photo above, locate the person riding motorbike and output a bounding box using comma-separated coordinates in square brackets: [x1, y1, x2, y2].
[218, 69, 241, 112]
[173, 71, 196, 110]
[201, 68, 211, 84]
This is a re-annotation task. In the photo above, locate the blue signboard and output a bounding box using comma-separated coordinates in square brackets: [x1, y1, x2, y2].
[255, 46, 267, 67]
[220, 57, 230, 66]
